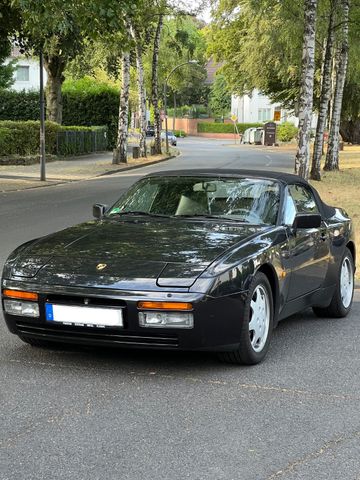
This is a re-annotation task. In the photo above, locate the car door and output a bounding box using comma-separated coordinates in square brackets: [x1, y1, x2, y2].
[283, 184, 330, 300]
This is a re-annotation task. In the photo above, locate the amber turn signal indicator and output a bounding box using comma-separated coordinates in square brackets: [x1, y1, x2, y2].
[2, 289, 39, 301]
[138, 301, 193, 311]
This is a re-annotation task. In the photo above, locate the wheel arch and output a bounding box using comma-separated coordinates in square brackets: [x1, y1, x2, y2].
[256, 263, 280, 328]
[346, 241, 356, 267]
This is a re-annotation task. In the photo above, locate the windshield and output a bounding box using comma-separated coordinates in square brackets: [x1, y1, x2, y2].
[107, 176, 280, 225]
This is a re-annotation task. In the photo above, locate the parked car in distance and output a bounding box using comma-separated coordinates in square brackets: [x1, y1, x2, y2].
[161, 130, 177, 146]
[146, 125, 155, 137]
[1, 170, 355, 365]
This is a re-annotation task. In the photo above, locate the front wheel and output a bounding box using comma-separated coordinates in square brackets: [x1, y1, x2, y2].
[218, 272, 274, 365]
[313, 247, 354, 318]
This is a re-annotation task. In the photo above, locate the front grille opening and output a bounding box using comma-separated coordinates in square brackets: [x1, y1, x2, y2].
[45, 294, 127, 308]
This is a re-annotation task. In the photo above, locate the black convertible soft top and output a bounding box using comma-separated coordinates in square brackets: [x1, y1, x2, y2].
[146, 169, 336, 219]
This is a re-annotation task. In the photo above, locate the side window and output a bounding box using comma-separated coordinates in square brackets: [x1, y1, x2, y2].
[288, 184, 319, 214]
[283, 190, 297, 226]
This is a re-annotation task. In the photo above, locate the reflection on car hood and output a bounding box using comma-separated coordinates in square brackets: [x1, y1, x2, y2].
[10, 218, 268, 288]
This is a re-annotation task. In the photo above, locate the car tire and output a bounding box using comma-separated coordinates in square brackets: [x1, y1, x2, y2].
[218, 272, 274, 365]
[313, 247, 354, 318]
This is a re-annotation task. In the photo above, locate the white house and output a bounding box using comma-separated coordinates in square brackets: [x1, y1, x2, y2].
[4, 47, 47, 91]
[231, 90, 317, 128]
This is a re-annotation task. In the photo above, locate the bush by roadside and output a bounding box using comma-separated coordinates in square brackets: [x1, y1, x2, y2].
[174, 130, 187, 137]
[198, 122, 263, 134]
[277, 122, 298, 142]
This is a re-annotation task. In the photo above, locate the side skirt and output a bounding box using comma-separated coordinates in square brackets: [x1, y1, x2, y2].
[278, 285, 335, 321]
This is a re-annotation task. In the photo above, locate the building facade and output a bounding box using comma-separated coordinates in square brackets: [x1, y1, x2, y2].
[231, 90, 298, 124]
[4, 48, 47, 91]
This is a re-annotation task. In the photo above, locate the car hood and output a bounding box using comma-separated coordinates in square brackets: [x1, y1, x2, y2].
[9, 218, 267, 289]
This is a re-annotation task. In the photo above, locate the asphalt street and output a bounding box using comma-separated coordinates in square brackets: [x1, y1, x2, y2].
[1, 138, 359, 480]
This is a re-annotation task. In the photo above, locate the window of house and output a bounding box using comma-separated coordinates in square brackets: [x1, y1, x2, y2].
[258, 108, 272, 122]
[16, 66, 30, 82]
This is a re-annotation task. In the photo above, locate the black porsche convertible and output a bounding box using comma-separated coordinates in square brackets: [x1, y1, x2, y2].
[1, 170, 356, 364]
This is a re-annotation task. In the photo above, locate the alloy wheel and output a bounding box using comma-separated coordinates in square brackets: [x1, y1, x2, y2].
[249, 285, 270, 352]
[340, 257, 353, 309]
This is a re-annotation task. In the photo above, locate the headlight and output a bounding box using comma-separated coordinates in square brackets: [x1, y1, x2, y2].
[3, 299, 39, 317]
[139, 311, 194, 329]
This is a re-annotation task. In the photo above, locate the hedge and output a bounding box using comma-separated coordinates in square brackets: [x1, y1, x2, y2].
[167, 104, 209, 119]
[198, 122, 263, 134]
[62, 78, 119, 147]
[0, 90, 39, 121]
[0, 79, 119, 147]
[0, 120, 107, 157]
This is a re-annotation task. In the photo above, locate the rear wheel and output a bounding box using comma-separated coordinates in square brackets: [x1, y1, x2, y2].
[218, 272, 274, 365]
[313, 247, 354, 318]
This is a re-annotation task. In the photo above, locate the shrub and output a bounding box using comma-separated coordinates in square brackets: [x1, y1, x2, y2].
[198, 122, 263, 134]
[277, 122, 298, 142]
[174, 130, 187, 137]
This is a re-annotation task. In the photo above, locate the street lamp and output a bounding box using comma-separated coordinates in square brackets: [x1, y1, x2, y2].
[163, 60, 198, 154]
[39, 49, 46, 181]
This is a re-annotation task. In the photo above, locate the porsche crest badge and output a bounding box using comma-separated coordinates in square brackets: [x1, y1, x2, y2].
[96, 263, 107, 271]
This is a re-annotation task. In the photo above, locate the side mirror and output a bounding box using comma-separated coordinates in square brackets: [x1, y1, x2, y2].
[292, 213, 322, 229]
[93, 203, 108, 219]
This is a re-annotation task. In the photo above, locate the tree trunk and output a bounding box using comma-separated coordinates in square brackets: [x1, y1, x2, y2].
[113, 52, 130, 164]
[151, 15, 163, 155]
[310, 0, 337, 180]
[130, 25, 147, 158]
[294, 0, 317, 180]
[324, 0, 349, 171]
[44, 55, 66, 124]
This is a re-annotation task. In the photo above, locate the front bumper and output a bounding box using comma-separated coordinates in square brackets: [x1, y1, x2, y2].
[2, 281, 247, 352]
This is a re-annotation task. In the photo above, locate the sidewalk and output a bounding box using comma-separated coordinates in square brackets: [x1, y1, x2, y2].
[0, 151, 175, 192]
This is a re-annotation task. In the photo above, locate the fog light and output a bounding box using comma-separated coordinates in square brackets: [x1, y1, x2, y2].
[139, 311, 193, 329]
[3, 299, 39, 317]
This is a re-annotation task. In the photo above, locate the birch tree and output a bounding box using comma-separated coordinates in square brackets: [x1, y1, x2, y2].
[324, 0, 350, 171]
[310, 0, 338, 180]
[151, 14, 164, 155]
[295, 0, 317, 180]
[113, 52, 130, 164]
[130, 24, 147, 158]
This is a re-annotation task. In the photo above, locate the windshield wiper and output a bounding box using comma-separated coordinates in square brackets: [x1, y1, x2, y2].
[109, 211, 169, 218]
[174, 214, 250, 222]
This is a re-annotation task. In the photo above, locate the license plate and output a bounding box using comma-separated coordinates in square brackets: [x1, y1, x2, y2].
[45, 303, 123, 328]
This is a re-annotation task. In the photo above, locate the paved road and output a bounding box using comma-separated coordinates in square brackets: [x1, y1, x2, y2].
[1, 138, 359, 480]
